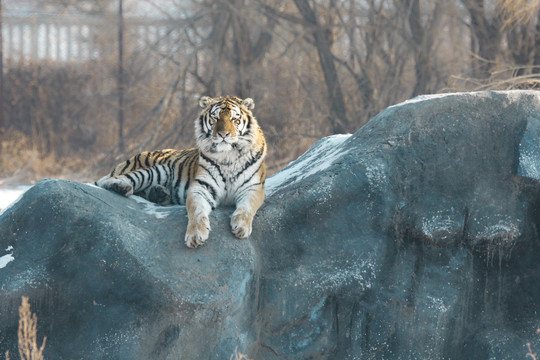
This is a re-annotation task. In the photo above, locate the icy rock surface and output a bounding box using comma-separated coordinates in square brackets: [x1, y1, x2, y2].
[2, 91, 540, 359]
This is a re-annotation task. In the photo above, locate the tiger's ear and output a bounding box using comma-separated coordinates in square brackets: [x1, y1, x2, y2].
[242, 98, 255, 110]
[199, 96, 213, 108]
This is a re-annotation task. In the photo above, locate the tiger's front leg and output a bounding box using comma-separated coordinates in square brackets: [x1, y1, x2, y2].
[231, 183, 265, 239]
[185, 185, 215, 248]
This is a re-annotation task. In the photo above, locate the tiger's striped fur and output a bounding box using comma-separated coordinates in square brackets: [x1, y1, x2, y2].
[96, 96, 266, 248]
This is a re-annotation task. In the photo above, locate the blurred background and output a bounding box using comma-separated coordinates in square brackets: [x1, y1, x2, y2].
[0, 0, 539, 184]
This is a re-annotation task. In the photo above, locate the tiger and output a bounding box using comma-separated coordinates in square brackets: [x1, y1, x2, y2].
[95, 95, 267, 248]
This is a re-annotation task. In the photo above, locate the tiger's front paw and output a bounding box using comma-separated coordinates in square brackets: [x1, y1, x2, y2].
[185, 217, 210, 248]
[231, 209, 253, 239]
[100, 178, 133, 197]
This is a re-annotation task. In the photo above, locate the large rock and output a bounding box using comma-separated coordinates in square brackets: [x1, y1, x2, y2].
[1, 90, 540, 359]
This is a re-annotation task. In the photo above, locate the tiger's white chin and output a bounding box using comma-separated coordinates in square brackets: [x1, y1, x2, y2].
[213, 141, 234, 152]
[198, 138, 237, 155]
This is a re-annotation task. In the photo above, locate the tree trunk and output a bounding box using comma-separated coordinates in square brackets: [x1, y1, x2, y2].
[117, 0, 125, 152]
[0, 0, 4, 131]
[507, 24, 534, 77]
[534, 9, 540, 74]
[401, 0, 445, 96]
[294, 0, 348, 133]
[462, 0, 502, 78]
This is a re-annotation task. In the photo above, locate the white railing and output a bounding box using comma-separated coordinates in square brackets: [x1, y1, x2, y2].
[2, 15, 179, 63]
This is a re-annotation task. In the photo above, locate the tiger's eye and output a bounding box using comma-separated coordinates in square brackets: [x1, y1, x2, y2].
[234, 119, 241, 125]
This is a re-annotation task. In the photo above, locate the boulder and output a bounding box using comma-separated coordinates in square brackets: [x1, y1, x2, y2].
[1, 90, 540, 359]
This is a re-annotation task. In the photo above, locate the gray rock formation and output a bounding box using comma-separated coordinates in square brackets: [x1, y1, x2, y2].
[1, 90, 540, 359]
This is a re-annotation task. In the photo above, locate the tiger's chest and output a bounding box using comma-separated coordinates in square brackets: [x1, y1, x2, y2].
[199, 150, 264, 205]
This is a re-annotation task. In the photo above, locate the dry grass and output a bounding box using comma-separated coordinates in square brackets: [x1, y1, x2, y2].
[4, 297, 47, 360]
[498, 0, 540, 29]
[5, 296, 249, 360]
[230, 347, 251, 360]
[526, 329, 540, 360]
[17, 296, 47, 360]
[527, 342, 537, 360]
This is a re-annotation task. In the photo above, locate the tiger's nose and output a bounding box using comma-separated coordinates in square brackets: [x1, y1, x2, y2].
[218, 131, 230, 139]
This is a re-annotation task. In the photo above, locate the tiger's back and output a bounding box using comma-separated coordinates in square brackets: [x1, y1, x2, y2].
[98, 148, 200, 205]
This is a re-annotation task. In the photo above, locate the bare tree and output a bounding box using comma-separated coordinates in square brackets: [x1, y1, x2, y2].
[500, 0, 540, 76]
[3, 0, 540, 182]
[461, 0, 504, 78]
[398, 0, 445, 96]
[293, 0, 348, 133]
[0, 0, 4, 131]
[117, 0, 125, 152]
[534, 8, 540, 75]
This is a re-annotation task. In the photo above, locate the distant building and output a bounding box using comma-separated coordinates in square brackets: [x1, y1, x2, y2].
[1, 0, 182, 63]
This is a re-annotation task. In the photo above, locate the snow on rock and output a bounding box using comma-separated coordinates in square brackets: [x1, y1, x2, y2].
[86, 182, 176, 219]
[0, 254, 14, 269]
[388, 92, 465, 109]
[387, 91, 522, 110]
[265, 134, 351, 195]
[0, 246, 14, 269]
[130, 195, 175, 219]
[518, 112, 540, 180]
[0, 185, 31, 214]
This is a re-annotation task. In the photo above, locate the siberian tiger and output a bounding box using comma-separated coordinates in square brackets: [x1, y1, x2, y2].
[96, 96, 266, 248]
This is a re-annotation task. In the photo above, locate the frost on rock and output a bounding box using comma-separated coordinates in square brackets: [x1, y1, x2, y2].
[364, 158, 389, 191]
[265, 134, 351, 196]
[293, 257, 376, 294]
[130, 195, 175, 219]
[518, 117, 540, 180]
[421, 213, 462, 241]
[473, 215, 521, 242]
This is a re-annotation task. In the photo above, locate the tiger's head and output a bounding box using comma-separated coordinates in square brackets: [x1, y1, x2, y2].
[195, 95, 260, 155]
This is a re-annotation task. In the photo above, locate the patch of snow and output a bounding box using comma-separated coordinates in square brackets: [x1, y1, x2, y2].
[0, 246, 14, 269]
[84, 182, 102, 189]
[92, 182, 178, 219]
[130, 195, 175, 219]
[518, 150, 540, 179]
[389, 90, 540, 111]
[388, 93, 463, 109]
[0, 185, 31, 215]
[518, 118, 540, 181]
[266, 134, 351, 195]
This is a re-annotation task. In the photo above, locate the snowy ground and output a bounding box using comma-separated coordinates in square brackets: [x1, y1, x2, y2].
[0, 186, 29, 268]
[0, 185, 31, 212]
